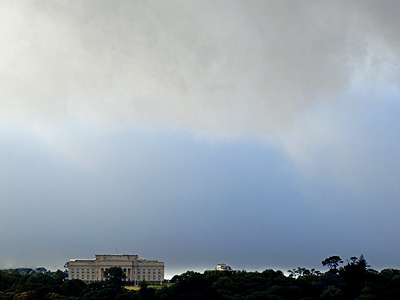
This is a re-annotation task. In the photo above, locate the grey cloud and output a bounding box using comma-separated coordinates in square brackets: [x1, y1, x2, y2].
[1, 1, 400, 274]
[1, 1, 399, 135]
[1, 1, 399, 203]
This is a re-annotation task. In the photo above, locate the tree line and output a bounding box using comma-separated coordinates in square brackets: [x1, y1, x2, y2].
[1, 255, 400, 299]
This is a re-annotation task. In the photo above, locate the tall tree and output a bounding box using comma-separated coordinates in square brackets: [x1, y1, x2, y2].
[53, 269, 65, 282]
[103, 266, 126, 287]
[322, 256, 343, 273]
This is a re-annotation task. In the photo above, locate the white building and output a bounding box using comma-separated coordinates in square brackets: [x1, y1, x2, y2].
[205, 263, 240, 273]
[68, 254, 164, 285]
[216, 263, 233, 271]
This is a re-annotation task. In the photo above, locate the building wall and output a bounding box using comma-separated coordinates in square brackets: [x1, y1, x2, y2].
[68, 254, 164, 285]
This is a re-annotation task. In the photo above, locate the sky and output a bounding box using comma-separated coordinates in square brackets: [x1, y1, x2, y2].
[1, 0, 400, 279]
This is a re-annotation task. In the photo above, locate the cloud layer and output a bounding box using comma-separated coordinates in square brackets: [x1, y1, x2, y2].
[1, 1, 400, 276]
[1, 1, 399, 135]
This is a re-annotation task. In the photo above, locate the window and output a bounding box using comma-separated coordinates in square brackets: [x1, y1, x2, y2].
[158, 269, 160, 274]
[153, 269, 155, 274]
[82, 268, 84, 273]
[77, 269, 79, 273]
[71, 275, 74, 279]
[158, 275, 160, 280]
[92, 275, 94, 279]
[92, 269, 94, 273]
[77, 275, 79, 279]
[87, 269, 89, 272]
[148, 269, 150, 274]
[153, 275, 155, 280]
[138, 269, 140, 274]
[138, 275, 140, 280]
[148, 275, 150, 280]
[71, 268, 74, 272]
[87, 275, 89, 279]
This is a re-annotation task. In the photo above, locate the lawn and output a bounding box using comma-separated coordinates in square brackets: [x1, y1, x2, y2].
[124, 283, 173, 291]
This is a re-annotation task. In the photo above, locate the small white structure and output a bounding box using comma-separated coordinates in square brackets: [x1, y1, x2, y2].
[206, 263, 239, 273]
[216, 263, 233, 271]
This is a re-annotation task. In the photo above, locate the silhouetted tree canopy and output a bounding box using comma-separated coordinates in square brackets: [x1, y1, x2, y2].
[322, 256, 343, 273]
[1, 255, 400, 300]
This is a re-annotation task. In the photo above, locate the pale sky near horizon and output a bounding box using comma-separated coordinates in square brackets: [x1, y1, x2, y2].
[1, 1, 400, 279]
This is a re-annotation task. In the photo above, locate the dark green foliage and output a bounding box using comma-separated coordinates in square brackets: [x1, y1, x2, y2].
[322, 256, 343, 273]
[2, 255, 400, 299]
[3, 267, 53, 277]
[170, 274, 181, 283]
[61, 278, 87, 296]
[0, 270, 22, 291]
[138, 281, 156, 300]
[320, 285, 343, 300]
[53, 270, 65, 282]
[103, 266, 126, 288]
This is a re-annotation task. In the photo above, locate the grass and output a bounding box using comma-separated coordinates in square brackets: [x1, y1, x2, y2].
[124, 283, 173, 291]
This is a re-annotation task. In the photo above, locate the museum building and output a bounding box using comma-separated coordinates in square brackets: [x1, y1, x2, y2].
[68, 254, 165, 285]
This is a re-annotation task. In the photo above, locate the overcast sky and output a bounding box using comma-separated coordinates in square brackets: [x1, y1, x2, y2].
[1, 0, 400, 278]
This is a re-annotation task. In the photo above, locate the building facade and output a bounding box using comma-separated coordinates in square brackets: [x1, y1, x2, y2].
[68, 254, 164, 285]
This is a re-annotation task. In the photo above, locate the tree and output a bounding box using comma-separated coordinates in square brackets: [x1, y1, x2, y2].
[53, 270, 65, 282]
[138, 280, 156, 300]
[288, 267, 310, 278]
[170, 275, 181, 283]
[322, 256, 343, 273]
[356, 254, 370, 270]
[103, 266, 126, 287]
[339, 254, 370, 285]
[61, 279, 87, 297]
[320, 285, 343, 300]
